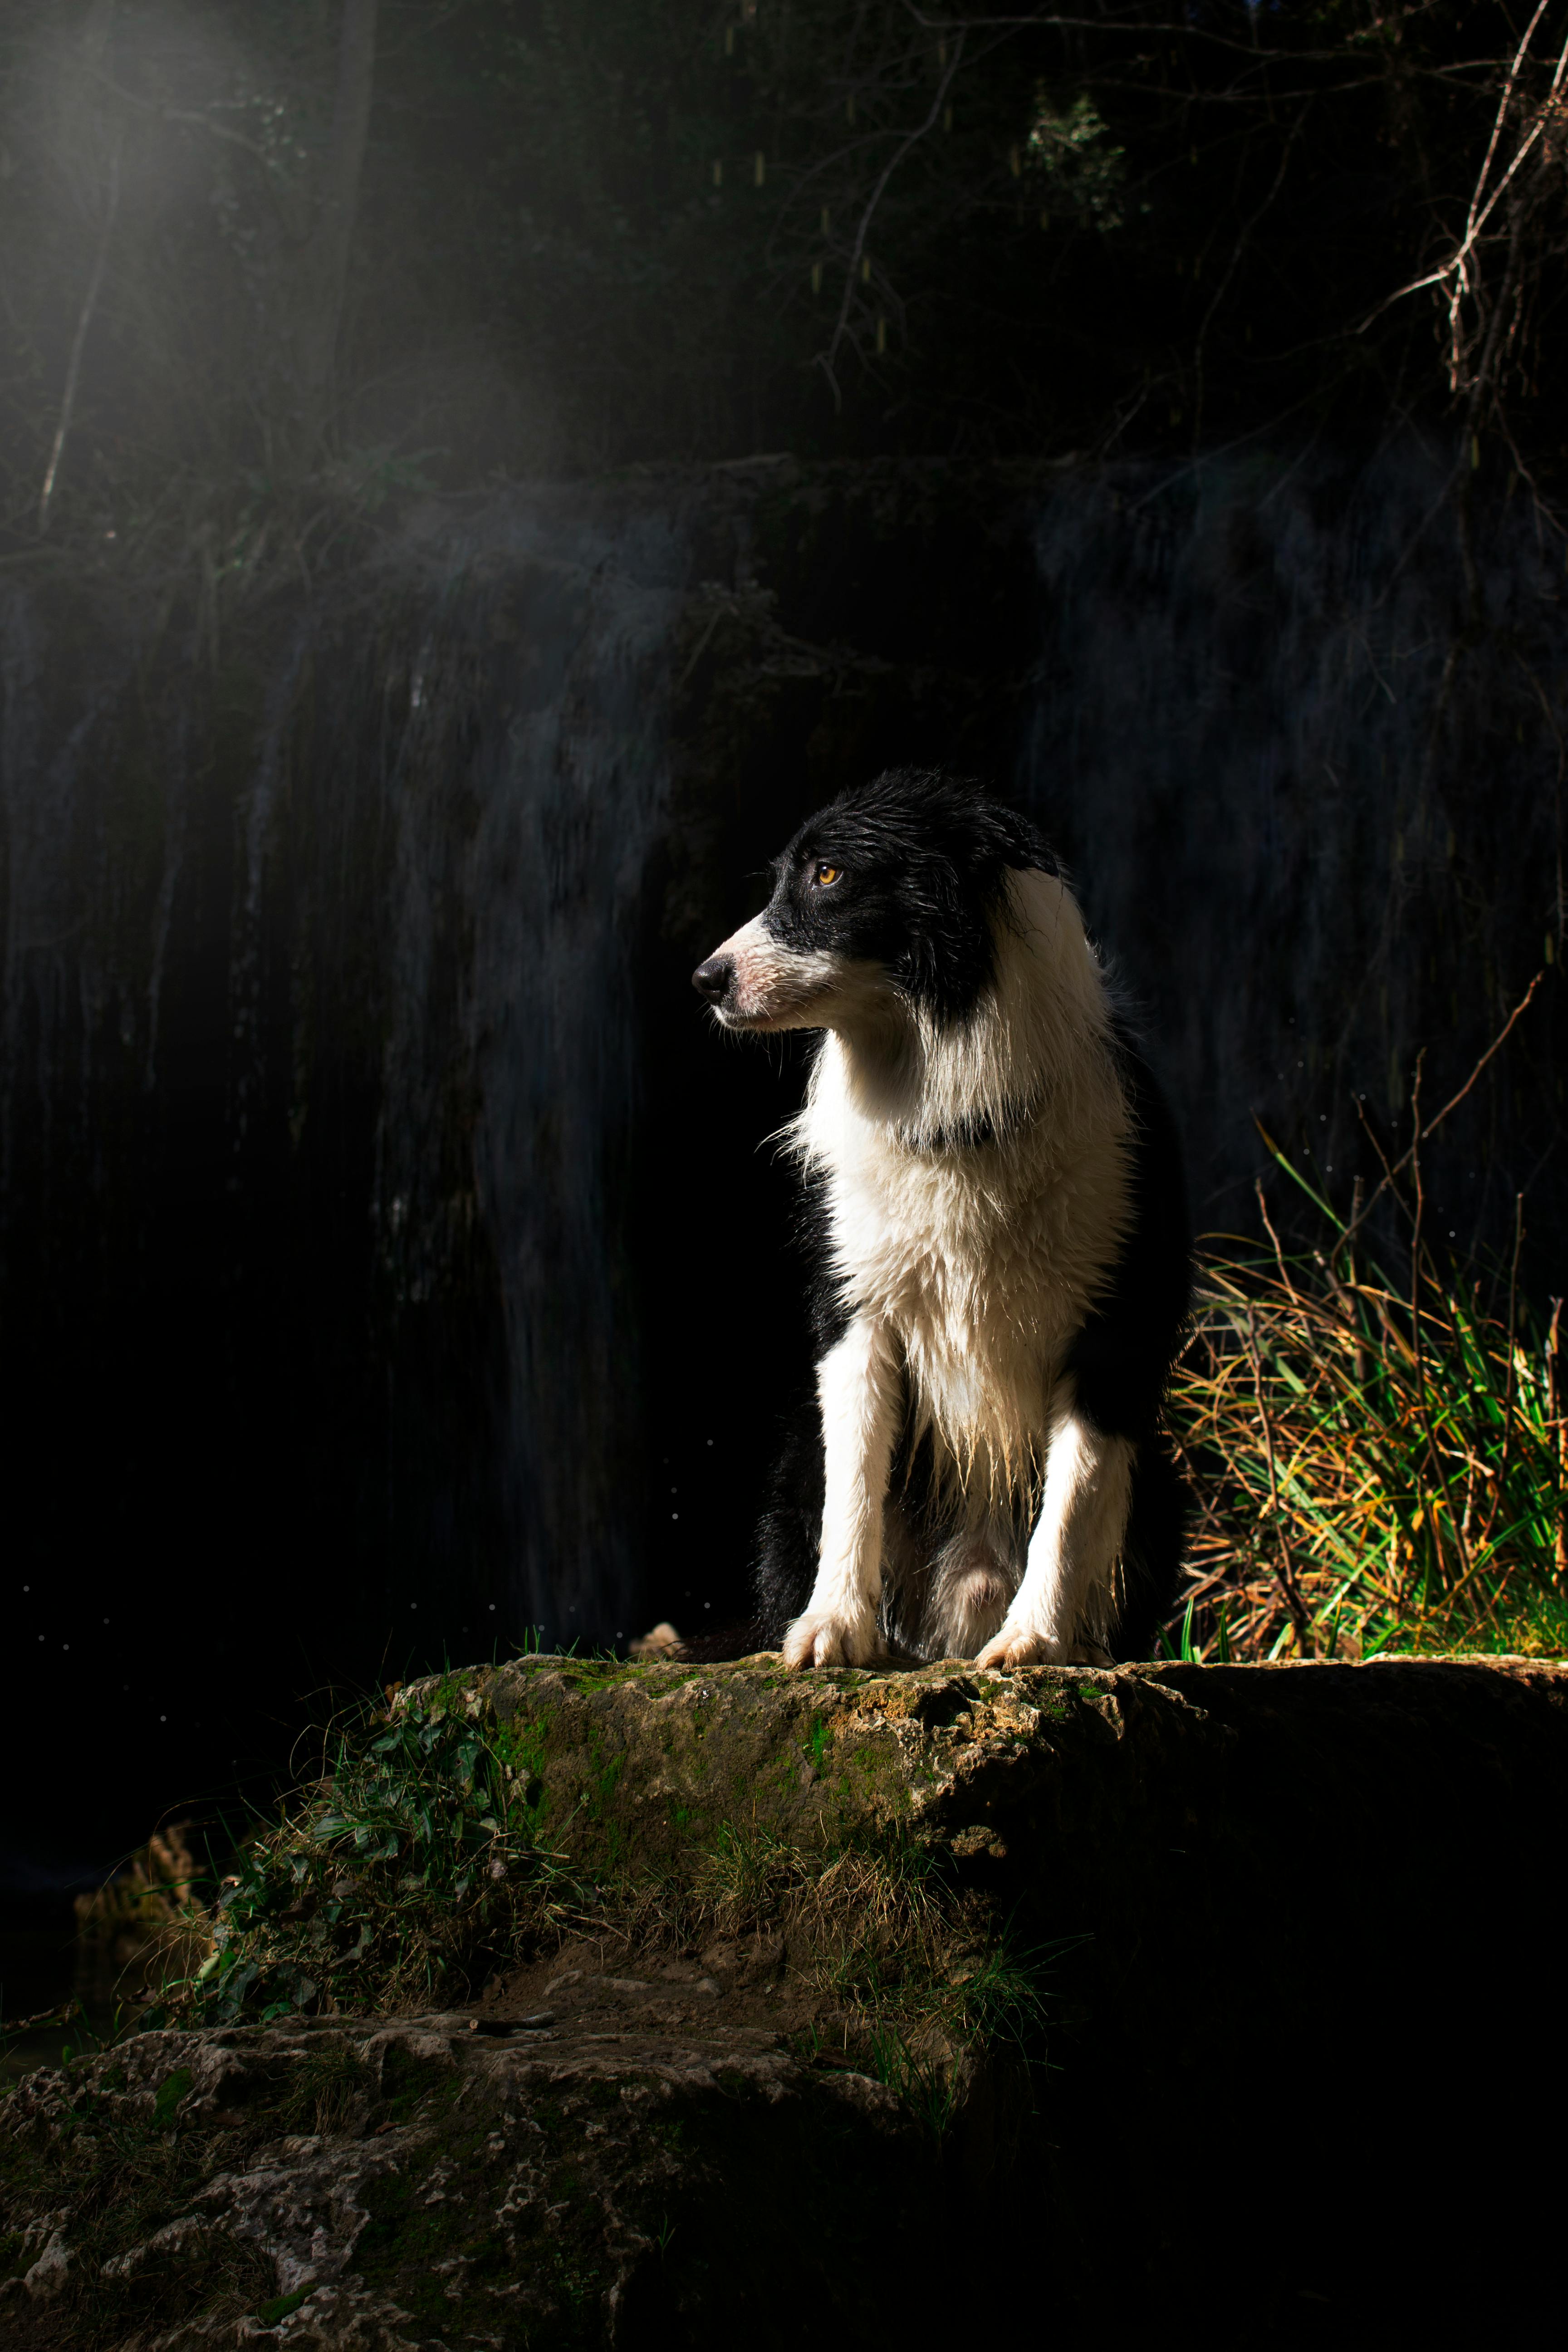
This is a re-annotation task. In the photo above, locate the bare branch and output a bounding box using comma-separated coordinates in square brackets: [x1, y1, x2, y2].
[816, 28, 967, 405]
[1190, 103, 1308, 448]
[1360, 3, 1568, 407]
[1336, 971, 1545, 1261]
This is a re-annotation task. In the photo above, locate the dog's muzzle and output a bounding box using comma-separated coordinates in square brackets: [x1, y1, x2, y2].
[691, 955, 734, 1006]
[692, 916, 846, 1027]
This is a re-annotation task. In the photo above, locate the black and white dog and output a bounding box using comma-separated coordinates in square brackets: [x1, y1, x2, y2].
[693, 769, 1191, 1671]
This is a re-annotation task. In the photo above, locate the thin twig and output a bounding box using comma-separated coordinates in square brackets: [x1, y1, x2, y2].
[1191, 106, 1308, 451]
[1408, 1057, 1481, 1604]
[817, 31, 967, 406]
[1477, 1193, 1526, 1551]
[1336, 973, 1544, 1259]
[38, 130, 123, 534]
[1363, 8, 1564, 331]
[1245, 1305, 1315, 1653]
[84, 67, 277, 169]
[1547, 1294, 1566, 1585]
[1254, 1178, 1302, 1305]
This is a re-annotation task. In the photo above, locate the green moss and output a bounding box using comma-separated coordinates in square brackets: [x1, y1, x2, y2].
[255, 2286, 313, 2328]
[354, 2101, 614, 2346]
[554, 1660, 645, 1695]
[356, 2154, 461, 2270]
[378, 2044, 453, 2123]
[151, 2066, 193, 2131]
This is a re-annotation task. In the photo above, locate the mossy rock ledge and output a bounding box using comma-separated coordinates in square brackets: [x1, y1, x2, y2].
[4, 1654, 1565, 2348]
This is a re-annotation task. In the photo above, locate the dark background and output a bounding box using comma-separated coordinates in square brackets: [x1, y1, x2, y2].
[1, 3, 1566, 1999]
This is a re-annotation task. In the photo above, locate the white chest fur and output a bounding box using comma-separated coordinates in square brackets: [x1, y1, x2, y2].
[792, 870, 1130, 1507]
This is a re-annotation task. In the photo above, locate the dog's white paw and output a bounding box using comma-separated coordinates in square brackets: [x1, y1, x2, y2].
[782, 1609, 877, 1670]
[973, 1624, 1070, 1671]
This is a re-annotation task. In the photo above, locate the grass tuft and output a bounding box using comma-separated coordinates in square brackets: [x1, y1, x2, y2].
[1168, 1095, 1565, 1661]
[689, 1823, 1062, 2134]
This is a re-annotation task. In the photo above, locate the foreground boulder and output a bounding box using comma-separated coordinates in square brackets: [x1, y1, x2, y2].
[3, 1655, 1564, 2345]
[1, 2007, 947, 2348]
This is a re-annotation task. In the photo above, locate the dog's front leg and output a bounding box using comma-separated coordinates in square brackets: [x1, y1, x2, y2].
[782, 1314, 901, 1670]
[975, 1385, 1133, 1669]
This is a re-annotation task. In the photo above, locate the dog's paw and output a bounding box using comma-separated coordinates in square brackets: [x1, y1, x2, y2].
[973, 1624, 1070, 1671]
[781, 1610, 877, 1670]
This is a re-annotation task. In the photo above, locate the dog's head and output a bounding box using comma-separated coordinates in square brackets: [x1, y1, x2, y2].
[693, 769, 1057, 1032]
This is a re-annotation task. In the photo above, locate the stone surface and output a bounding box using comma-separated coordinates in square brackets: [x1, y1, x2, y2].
[4, 1655, 1566, 2345]
[0, 2006, 953, 2349]
[456, 1652, 1568, 2022]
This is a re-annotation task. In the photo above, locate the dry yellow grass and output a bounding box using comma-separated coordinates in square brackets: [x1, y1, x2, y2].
[1168, 1186, 1566, 1661]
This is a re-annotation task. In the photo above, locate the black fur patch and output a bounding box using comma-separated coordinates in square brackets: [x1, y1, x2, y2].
[895, 1100, 1035, 1154]
[761, 768, 1058, 1026]
[1064, 1020, 1193, 1448]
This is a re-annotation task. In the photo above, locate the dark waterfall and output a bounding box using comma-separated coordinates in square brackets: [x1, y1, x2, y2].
[1019, 442, 1566, 1249]
[2, 444, 1562, 1839]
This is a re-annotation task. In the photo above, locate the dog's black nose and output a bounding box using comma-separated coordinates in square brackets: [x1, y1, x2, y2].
[692, 956, 733, 1004]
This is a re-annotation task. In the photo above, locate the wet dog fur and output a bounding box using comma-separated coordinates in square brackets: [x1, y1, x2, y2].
[692, 769, 1191, 1670]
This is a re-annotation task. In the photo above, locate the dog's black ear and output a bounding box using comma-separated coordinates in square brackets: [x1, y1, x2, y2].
[998, 806, 1060, 879]
[956, 784, 1059, 881]
[896, 853, 992, 1023]
[889, 776, 1059, 1021]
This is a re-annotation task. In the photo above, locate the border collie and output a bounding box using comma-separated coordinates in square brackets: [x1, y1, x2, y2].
[693, 769, 1191, 1671]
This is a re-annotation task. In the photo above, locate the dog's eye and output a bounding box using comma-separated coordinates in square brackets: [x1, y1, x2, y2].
[813, 862, 842, 887]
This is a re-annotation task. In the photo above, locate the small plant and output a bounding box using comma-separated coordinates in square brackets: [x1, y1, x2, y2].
[165, 1685, 587, 2026]
[944, 1937, 1067, 2054]
[863, 2020, 957, 2139]
[853, 1927, 1072, 2140]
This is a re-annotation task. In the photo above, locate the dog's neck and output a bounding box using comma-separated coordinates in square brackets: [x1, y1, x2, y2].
[800, 868, 1115, 1156]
